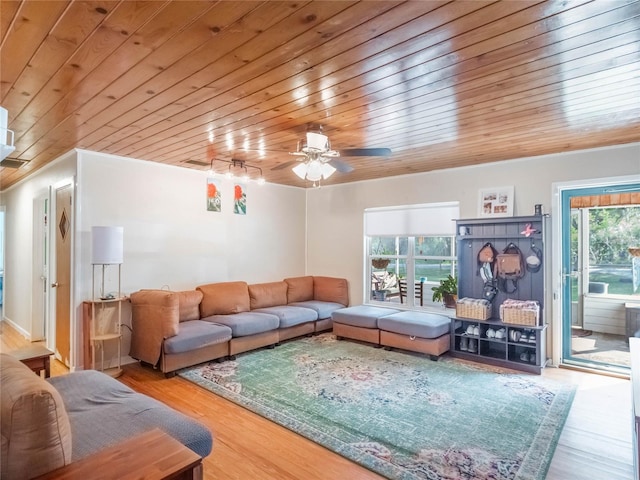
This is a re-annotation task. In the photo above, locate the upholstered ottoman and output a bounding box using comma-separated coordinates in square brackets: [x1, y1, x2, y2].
[332, 305, 400, 345]
[378, 311, 450, 360]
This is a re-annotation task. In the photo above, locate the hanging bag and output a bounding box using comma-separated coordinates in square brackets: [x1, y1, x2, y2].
[496, 242, 525, 293]
[477, 242, 499, 302]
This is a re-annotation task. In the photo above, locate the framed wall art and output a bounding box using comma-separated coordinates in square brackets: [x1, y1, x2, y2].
[478, 186, 514, 217]
[206, 177, 221, 212]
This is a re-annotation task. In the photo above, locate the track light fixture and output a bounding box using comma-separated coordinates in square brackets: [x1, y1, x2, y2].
[209, 158, 265, 185]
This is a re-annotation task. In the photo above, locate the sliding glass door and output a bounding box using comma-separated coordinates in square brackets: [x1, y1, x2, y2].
[561, 183, 640, 373]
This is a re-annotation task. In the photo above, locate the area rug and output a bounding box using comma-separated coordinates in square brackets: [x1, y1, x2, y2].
[179, 334, 575, 480]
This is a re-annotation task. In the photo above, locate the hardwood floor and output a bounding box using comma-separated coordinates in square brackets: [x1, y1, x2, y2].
[1, 321, 634, 479]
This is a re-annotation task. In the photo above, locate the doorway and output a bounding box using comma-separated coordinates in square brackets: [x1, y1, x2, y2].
[560, 182, 640, 374]
[53, 183, 73, 367]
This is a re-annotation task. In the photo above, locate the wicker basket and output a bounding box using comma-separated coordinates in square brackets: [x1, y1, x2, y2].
[456, 298, 491, 320]
[500, 300, 539, 326]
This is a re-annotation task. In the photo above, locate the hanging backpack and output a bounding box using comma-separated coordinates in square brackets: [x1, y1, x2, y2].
[477, 242, 499, 302]
[496, 242, 525, 293]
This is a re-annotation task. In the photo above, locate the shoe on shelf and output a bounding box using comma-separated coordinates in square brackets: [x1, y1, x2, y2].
[520, 351, 529, 362]
[460, 337, 468, 351]
[529, 351, 536, 363]
[510, 330, 521, 342]
[466, 325, 475, 335]
[495, 328, 506, 340]
[528, 331, 536, 344]
[486, 328, 496, 339]
[468, 339, 477, 353]
[519, 332, 529, 343]
[473, 325, 480, 336]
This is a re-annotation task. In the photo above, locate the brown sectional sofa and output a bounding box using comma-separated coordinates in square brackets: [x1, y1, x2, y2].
[130, 276, 348, 375]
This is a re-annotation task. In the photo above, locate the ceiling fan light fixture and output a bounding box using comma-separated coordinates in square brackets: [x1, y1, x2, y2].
[292, 159, 336, 182]
[292, 162, 308, 180]
[306, 160, 323, 181]
[305, 132, 328, 152]
[321, 162, 336, 179]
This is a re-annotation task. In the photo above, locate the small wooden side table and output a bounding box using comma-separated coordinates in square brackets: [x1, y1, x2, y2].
[34, 428, 203, 480]
[9, 344, 53, 378]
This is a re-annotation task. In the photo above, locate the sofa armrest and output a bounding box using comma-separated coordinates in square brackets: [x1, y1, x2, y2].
[129, 290, 180, 366]
[0, 354, 72, 479]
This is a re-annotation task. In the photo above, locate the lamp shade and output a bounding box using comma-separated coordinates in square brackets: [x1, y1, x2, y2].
[306, 132, 328, 152]
[91, 226, 124, 264]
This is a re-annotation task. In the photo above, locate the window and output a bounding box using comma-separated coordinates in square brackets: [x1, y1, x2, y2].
[368, 235, 455, 306]
[574, 205, 640, 297]
[365, 202, 459, 307]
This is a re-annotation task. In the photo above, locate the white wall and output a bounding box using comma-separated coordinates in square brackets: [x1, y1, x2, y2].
[75, 150, 307, 368]
[305, 143, 640, 306]
[0, 151, 77, 336]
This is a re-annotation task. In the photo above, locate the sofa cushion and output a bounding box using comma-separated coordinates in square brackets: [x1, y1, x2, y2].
[253, 305, 318, 328]
[284, 276, 314, 303]
[0, 354, 72, 479]
[378, 311, 450, 339]
[288, 300, 345, 320]
[177, 290, 203, 322]
[313, 276, 349, 306]
[202, 311, 280, 337]
[48, 370, 213, 460]
[248, 282, 288, 310]
[332, 305, 400, 329]
[163, 320, 232, 355]
[197, 281, 250, 317]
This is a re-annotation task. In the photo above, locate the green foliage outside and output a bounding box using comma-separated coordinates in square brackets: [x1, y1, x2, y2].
[570, 206, 640, 298]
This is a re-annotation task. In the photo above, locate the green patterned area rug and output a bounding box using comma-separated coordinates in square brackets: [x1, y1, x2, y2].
[179, 334, 575, 480]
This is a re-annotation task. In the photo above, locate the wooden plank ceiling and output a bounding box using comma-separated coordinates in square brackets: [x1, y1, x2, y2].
[1, 0, 639, 189]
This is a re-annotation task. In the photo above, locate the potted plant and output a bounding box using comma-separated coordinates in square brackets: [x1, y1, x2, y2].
[431, 274, 458, 308]
[372, 258, 390, 270]
[371, 270, 397, 301]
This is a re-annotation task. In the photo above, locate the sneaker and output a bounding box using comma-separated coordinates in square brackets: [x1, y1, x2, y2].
[495, 328, 506, 340]
[527, 331, 536, 344]
[520, 351, 529, 362]
[466, 325, 475, 335]
[519, 332, 529, 343]
[529, 351, 536, 363]
[512, 330, 522, 342]
[460, 337, 468, 351]
[473, 325, 480, 336]
[486, 328, 496, 339]
[468, 339, 477, 353]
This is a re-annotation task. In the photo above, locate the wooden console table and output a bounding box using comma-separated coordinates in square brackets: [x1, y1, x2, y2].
[34, 428, 203, 480]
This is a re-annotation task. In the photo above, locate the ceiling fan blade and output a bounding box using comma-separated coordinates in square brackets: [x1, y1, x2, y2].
[328, 158, 354, 173]
[271, 160, 300, 171]
[338, 147, 391, 157]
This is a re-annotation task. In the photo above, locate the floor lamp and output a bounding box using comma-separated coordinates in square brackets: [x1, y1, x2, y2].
[90, 226, 124, 377]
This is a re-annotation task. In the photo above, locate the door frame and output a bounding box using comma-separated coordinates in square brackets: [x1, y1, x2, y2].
[48, 178, 76, 367]
[31, 194, 49, 341]
[551, 174, 640, 368]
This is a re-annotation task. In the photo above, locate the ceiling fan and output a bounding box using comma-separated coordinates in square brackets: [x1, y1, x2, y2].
[271, 125, 391, 182]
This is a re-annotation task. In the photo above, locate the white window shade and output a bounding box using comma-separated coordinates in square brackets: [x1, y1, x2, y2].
[364, 202, 459, 236]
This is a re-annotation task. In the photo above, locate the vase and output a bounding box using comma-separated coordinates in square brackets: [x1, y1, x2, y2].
[443, 293, 457, 309]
